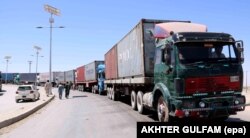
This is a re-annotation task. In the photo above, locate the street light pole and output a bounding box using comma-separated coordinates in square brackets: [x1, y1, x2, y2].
[4, 56, 11, 84]
[33, 46, 42, 88]
[28, 61, 32, 73]
[44, 4, 61, 86]
[49, 13, 53, 84]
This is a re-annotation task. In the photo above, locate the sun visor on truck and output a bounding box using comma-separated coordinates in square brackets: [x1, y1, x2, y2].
[153, 22, 207, 38]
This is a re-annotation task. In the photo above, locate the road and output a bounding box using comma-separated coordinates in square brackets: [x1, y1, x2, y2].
[0, 86, 154, 138]
[0, 85, 249, 138]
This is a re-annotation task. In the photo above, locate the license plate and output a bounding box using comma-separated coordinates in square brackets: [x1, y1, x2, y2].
[22, 96, 26, 98]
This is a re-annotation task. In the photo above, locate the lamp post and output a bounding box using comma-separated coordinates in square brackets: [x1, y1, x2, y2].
[28, 61, 32, 73]
[41, 4, 61, 84]
[33, 46, 42, 87]
[4, 56, 11, 84]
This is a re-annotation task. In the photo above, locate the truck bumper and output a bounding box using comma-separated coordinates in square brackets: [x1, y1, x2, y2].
[173, 95, 246, 118]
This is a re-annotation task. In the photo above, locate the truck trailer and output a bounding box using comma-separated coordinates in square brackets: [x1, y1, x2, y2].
[75, 61, 105, 94]
[38, 72, 63, 87]
[104, 19, 245, 121]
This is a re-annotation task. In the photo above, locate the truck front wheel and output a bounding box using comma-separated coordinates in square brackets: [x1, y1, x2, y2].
[157, 96, 169, 122]
[131, 91, 137, 110]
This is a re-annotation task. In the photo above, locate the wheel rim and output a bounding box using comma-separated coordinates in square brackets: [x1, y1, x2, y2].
[157, 96, 169, 122]
[131, 91, 137, 110]
[111, 88, 113, 100]
[137, 91, 143, 113]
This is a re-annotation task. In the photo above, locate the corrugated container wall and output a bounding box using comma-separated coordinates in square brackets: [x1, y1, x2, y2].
[1, 73, 17, 82]
[19, 73, 37, 82]
[39, 72, 50, 82]
[39, 72, 62, 82]
[76, 66, 85, 83]
[85, 61, 104, 81]
[65, 70, 75, 83]
[56, 72, 65, 83]
[105, 45, 118, 79]
[117, 20, 155, 78]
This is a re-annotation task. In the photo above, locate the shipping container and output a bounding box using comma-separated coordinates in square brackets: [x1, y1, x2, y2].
[105, 45, 118, 79]
[19, 73, 37, 83]
[1, 73, 18, 83]
[56, 72, 65, 83]
[105, 19, 191, 101]
[85, 61, 104, 81]
[39, 72, 61, 82]
[76, 61, 104, 92]
[116, 19, 156, 78]
[65, 70, 75, 83]
[76, 66, 85, 83]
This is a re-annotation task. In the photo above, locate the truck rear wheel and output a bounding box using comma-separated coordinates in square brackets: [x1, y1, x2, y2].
[131, 91, 137, 110]
[137, 91, 144, 114]
[111, 88, 117, 101]
[107, 88, 111, 99]
[157, 96, 169, 122]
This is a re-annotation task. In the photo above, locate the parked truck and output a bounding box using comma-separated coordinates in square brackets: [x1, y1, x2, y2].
[38, 72, 63, 87]
[1, 73, 18, 83]
[75, 61, 105, 94]
[105, 19, 245, 121]
[19, 73, 37, 84]
[64, 69, 75, 88]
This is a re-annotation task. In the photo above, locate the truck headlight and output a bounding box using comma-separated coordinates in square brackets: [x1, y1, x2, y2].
[199, 101, 205, 108]
[234, 100, 240, 105]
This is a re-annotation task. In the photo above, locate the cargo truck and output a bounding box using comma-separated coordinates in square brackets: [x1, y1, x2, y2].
[19, 73, 37, 84]
[38, 72, 63, 87]
[75, 61, 105, 94]
[64, 69, 75, 87]
[105, 19, 245, 121]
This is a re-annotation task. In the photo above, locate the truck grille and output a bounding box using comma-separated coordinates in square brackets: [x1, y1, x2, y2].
[185, 76, 240, 95]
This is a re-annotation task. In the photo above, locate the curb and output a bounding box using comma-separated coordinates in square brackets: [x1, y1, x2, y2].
[0, 95, 55, 129]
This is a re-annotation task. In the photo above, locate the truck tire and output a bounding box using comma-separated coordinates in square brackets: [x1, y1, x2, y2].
[107, 88, 111, 99]
[112, 88, 117, 101]
[131, 90, 137, 110]
[157, 96, 169, 122]
[137, 91, 144, 114]
[110, 88, 113, 100]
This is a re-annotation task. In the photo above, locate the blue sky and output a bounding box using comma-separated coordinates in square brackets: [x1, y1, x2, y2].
[0, 0, 250, 85]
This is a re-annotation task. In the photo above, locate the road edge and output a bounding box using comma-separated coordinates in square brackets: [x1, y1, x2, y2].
[0, 95, 55, 129]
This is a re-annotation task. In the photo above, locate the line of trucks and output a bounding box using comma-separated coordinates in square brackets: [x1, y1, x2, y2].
[1, 18, 246, 121]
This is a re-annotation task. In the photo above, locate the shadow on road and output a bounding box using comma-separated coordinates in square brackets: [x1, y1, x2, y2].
[72, 95, 88, 98]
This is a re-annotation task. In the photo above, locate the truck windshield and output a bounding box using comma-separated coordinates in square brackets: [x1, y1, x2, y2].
[176, 42, 238, 65]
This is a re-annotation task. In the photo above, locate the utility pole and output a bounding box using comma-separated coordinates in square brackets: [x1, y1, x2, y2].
[28, 61, 32, 73]
[44, 4, 61, 84]
[33, 46, 42, 88]
[4, 56, 11, 84]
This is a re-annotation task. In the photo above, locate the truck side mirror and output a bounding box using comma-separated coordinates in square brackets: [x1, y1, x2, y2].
[236, 40, 244, 64]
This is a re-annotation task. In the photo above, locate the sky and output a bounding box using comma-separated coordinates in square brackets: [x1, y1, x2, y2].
[0, 0, 250, 85]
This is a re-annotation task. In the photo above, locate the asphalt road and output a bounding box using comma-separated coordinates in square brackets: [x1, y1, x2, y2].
[0, 87, 154, 138]
[0, 85, 249, 138]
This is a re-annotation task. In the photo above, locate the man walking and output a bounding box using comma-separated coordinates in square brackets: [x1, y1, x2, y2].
[58, 83, 64, 99]
[44, 80, 52, 97]
[65, 82, 71, 99]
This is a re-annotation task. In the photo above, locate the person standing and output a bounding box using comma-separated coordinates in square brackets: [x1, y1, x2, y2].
[210, 46, 225, 58]
[44, 80, 52, 97]
[58, 83, 64, 99]
[65, 82, 71, 99]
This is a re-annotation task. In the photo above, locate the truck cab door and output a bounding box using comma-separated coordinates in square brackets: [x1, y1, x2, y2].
[154, 45, 175, 93]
